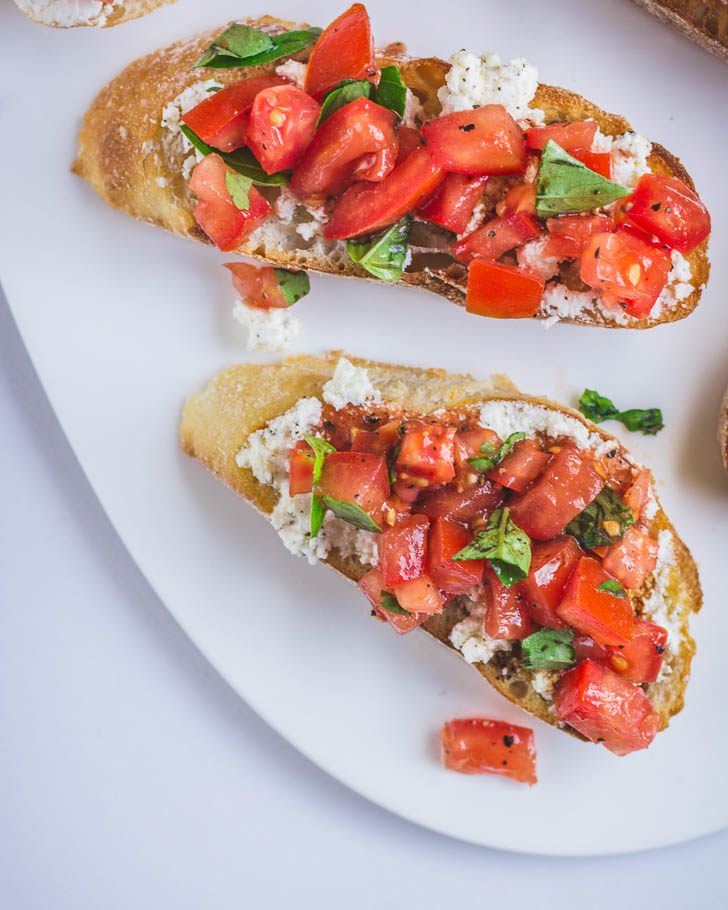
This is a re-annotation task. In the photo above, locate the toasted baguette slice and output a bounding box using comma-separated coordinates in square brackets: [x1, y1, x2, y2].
[14, 0, 174, 28]
[180, 352, 701, 745]
[631, 0, 728, 61]
[73, 16, 710, 329]
[720, 385, 728, 470]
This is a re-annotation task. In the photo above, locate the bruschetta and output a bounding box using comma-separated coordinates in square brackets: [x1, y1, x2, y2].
[14, 0, 174, 28]
[180, 352, 702, 755]
[73, 5, 711, 329]
[720, 385, 728, 471]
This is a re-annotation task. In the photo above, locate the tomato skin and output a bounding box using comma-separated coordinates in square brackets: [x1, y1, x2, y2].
[452, 212, 541, 263]
[288, 440, 315, 496]
[358, 567, 427, 634]
[627, 174, 711, 254]
[556, 556, 634, 648]
[466, 260, 545, 319]
[188, 154, 272, 251]
[317, 451, 390, 515]
[483, 567, 532, 640]
[417, 173, 489, 234]
[526, 120, 598, 152]
[543, 215, 614, 261]
[304, 3, 376, 99]
[421, 104, 528, 175]
[413, 479, 505, 524]
[568, 147, 612, 178]
[427, 517, 484, 594]
[602, 526, 659, 590]
[554, 659, 661, 755]
[605, 617, 667, 683]
[393, 574, 444, 614]
[496, 182, 537, 218]
[521, 536, 582, 630]
[246, 84, 320, 174]
[290, 97, 399, 199]
[573, 633, 609, 662]
[441, 718, 537, 784]
[623, 468, 652, 520]
[396, 422, 456, 486]
[395, 125, 422, 165]
[508, 446, 604, 541]
[350, 419, 401, 456]
[487, 438, 551, 493]
[182, 74, 288, 152]
[223, 262, 289, 308]
[378, 514, 430, 587]
[324, 147, 446, 239]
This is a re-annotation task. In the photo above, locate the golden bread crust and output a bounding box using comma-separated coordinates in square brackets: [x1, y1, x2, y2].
[14, 0, 174, 28]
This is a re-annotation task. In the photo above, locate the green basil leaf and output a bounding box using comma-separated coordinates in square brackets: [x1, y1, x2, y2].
[321, 496, 383, 533]
[194, 25, 322, 70]
[452, 507, 532, 586]
[522, 629, 575, 670]
[346, 216, 412, 281]
[468, 432, 525, 473]
[310, 495, 326, 539]
[597, 579, 627, 598]
[304, 435, 335, 539]
[225, 171, 253, 210]
[564, 486, 634, 549]
[179, 124, 292, 185]
[536, 140, 631, 218]
[318, 79, 372, 125]
[387, 443, 402, 486]
[373, 65, 407, 119]
[206, 86, 222, 93]
[273, 269, 310, 306]
[578, 388, 664, 436]
[380, 592, 411, 615]
[578, 388, 620, 423]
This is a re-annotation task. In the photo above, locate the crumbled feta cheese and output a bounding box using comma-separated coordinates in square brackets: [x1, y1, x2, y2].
[640, 530, 684, 653]
[275, 189, 298, 224]
[403, 89, 425, 128]
[160, 80, 223, 177]
[438, 50, 545, 125]
[518, 237, 561, 282]
[233, 302, 300, 353]
[295, 202, 329, 240]
[649, 249, 694, 320]
[460, 199, 487, 237]
[237, 396, 322, 484]
[449, 605, 510, 664]
[275, 59, 307, 88]
[322, 357, 381, 409]
[530, 670, 555, 702]
[597, 131, 652, 188]
[16, 0, 108, 26]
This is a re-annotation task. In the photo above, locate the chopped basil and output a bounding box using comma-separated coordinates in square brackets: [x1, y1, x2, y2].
[346, 216, 412, 281]
[578, 388, 664, 436]
[535, 140, 631, 219]
[179, 124, 292, 185]
[374, 65, 407, 119]
[522, 629, 575, 670]
[387, 443, 402, 486]
[304, 436, 335, 539]
[380, 592, 411, 615]
[224, 171, 253, 210]
[206, 86, 222, 93]
[310, 496, 327, 539]
[273, 269, 310, 306]
[320, 496, 383, 533]
[318, 79, 373, 125]
[468, 432, 525, 473]
[597, 579, 627, 598]
[194, 24, 322, 70]
[565, 487, 634, 549]
[452, 507, 531, 587]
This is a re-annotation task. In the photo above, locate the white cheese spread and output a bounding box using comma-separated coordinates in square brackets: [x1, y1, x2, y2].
[160, 81, 223, 178]
[592, 130, 652, 189]
[322, 357, 381, 409]
[639, 530, 683, 652]
[449, 604, 510, 664]
[275, 59, 307, 88]
[403, 89, 425, 129]
[517, 237, 561, 282]
[15, 0, 108, 26]
[232, 301, 300, 353]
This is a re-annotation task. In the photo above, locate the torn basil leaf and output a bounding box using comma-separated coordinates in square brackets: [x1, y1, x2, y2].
[310, 496, 326, 539]
[578, 388, 664, 436]
[347, 216, 412, 281]
[536, 140, 631, 218]
[304, 436, 335, 539]
[522, 629, 575, 670]
[318, 79, 372, 125]
[225, 171, 253, 210]
[321, 496, 382, 533]
[452, 507, 532, 586]
[374, 65, 407, 119]
[194, 24, 322, 70]
[380, 592, 411, 615]
[179, 124, 292, 185]
[597, 579, 627, 598]
[273, 269, 310, 306]
[565, 486, 634, 549]
[468, 432, 525, 473]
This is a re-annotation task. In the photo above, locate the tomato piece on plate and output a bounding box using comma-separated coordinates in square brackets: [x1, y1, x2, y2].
[396, 421, 456, 486]
[358, 567, 428, 634]
[427, 517, 484, 595]
[290, 97, 399, 199]
[623, 468, 652, 520]
[182, 74, 288, 152]
[526, 120, 598, 152]
[601, 525, 659, 590]
[508, 446, 603, 541]
[496, 182, 537, 218]
[325, 147, 446, 239]
[454, 427, 501, 480]
[317, 451, 389, 515]
[521, 535, 582, 630]
[288, 440, 316, 495]
[452, 212, 540, 263]
[304, 3, 376, 99]
[567, 147, 612, 178]
[246, 84, 320, 174]
[395, 125, 422, 165]
[466, 260, 545, 319]
[421, 104, 527, 175]
[554, 659, 661, 755]
[543, 215, 614, 261]
[413, 479, 505, 524]
[483, 566, 532, 640]
[441, 718, 537, 783]
[350, 419, 401, 456]
[188, 154, 272, 251]
[572, 633, 609, 662]
[224, 262, 290, 308]
[378, 514, 430, 587]
[627, 173, 711, 254]
[417, 173, 488, 234]
[556, 556, 635, 647]
[605, 617, 667, 683]
[487, 438, 551, 493]
[393, 574, 444, 614]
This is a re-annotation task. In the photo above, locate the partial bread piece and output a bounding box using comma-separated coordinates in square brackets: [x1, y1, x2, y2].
[73, 16, 711, 329]
[14, 0, 174, 28]
[719, 385, 728, 470]
[180, 352, 702, 742]
[631, 0, 728, 61]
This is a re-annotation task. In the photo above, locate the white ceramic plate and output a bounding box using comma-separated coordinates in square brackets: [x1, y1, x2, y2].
[2, 0, 727, 856]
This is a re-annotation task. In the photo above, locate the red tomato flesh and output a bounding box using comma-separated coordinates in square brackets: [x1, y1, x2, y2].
[422, 105, 527, 175]
[623, 469, 652, 520]
[488, 438, 551, 493]
[441, 718, 537, 784]
[413, 479, 505, 524]
[393, 574, 444, 614]
[543, 215, 614, 261]
[496, 182, 537, 218]
[568, 147, 612, 179]
[452, 212, 540, 263]
[304, 3, 376, 99]
[395, 125, 423, 165]
[556, 556, 634, 648]
[627, 174, 711, 254]
[465, 260, 545, 319]
[521, 535, 582, 630]
[316, 451, 389, 515]
[378, 514, 429, 587]
[573, 633, 609, 662]
[606, 617, 667, 683]
[417, 173, 488, 234]
[427, 517, 484, 595]
[602, 525, 659, 591]
[288, 440, 315, 496]
[396, 422, 456, 486]
[454, 427, 501, 475]
[483, 566, 532, 640]
[350, 419, 401, 456]
[246, 84, 320, 174]
[358, 567, 427, 634]
[224, 262, 289, 309]
[526, 120, 598, 152]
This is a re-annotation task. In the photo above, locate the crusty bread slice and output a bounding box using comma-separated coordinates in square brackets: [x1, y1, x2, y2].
[14, 0, 174, 28]
[180, 352, 702, 743]
[719, 385, 728, 470]
[631, 0, 728, 61]
[73, 15, 710, 329]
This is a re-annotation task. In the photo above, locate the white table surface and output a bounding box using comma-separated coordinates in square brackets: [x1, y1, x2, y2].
[2, 287, 727, 907]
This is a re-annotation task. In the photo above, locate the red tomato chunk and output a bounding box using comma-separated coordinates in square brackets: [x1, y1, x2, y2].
[317, 451, 389, 514]
[224, 262, 290, 309]
[247, 84, 320, 174]
[427, 517, 484, 595]
[556, 556, 634, 648]
[606, 617, 667, 684]
[544, 215, 614, 261]
[568, 147, 612, 179]
[350, 419, 401, 455]
[288, 441, 315, 496]
[602, 525, 659, 590]
[413, 480, 504, 524]
[378, 514, 429, 587]
[304, 3, 376, 99]
[627, 174, 711, 255]
[483, 567, 532, 640]
[526, 120, 598, 152]
[452, 212, 540, 264]
[466, 260, 545, 319]
[358, 567, 428, 634]
[417, 173, 489, 234]
[521, 535, 582, 630]
[441, 718, 537, 784]
[396, 422, 456, 486]
[422, 104, 527, 176]
[488, 438, 551, 493]
[393, 574, 444, 614]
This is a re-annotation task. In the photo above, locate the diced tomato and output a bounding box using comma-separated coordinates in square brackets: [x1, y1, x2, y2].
[188, 154, 272, 251]
[606, 617, 667, 683]
[427, 517, 484, 594]
[350, 419, 401, 456]
[246, 84, 320, 174]
[454, 427, 500, 475]
[182, 75, 288, 152]
[627, 174, 711, 254]
[452, 212, 541, 263]
[421, 105, 527, 176]
[224, 262, 289, 308]
[543, 215, 614, 261]
[526, 120, 598, 152]
[417, 173, 488, 234]
[304, 3, 376, 99]
[580, 228, 672, 318]
[413, 480, 505, 523]
[317, 451, 389, 515]
[602, 526, 659, 590]
[324, 147, 445, 239]
[521, 536, 582, 630]
[395, 125, 422, 165]
[378, 514, 429, 587]
[393, 574, 444, 614]
[288, 440, 315, 495]
[358, 567, 427, 634]
[466, 260, 545, 319]
[396, 422, 456, 486]
[623, 469, 652, 520]
[441, 718, 537, 784]
[508, 446, 604, 541]
[568, 147, 612, 179]
[496, 182, 537, 218]
[488, 439, 551, 493]
[483, 566, 532, 640]
[290, 97, 399, 199]
[554, 659, 661, 755]
[572, 633, 609, 662]
[390, 478, 422, 504]
[556, 556, 634, 647]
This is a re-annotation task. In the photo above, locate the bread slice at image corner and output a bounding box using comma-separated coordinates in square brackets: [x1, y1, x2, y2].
[72, 13, 710, 329]
[180, 352, 702, 755]
[14, 0, 174, 28]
